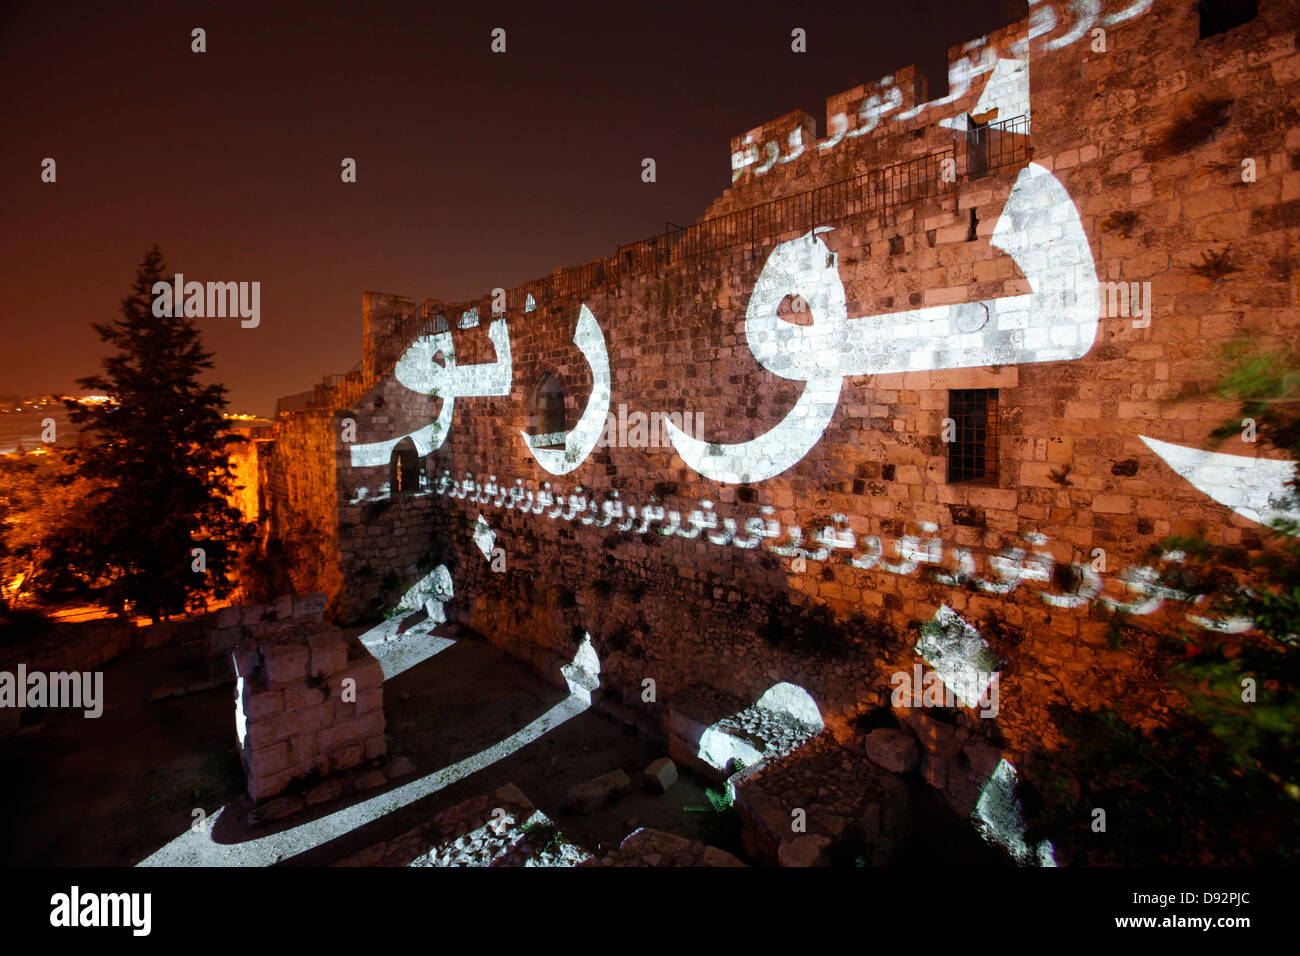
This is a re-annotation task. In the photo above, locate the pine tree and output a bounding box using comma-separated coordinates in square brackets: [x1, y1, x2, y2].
[62, 245, 253, 621]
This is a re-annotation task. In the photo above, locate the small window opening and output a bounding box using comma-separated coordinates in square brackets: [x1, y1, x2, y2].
[389, 437, 421, 495]
[530, 373, 567, 449]
[947, 388, 999, 484]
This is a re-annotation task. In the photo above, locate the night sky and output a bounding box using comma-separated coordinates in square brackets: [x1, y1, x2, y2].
[1, 0, 1015, 415]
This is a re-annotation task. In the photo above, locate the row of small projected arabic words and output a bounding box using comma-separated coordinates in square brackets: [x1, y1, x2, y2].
[363, 468, 1249, 634]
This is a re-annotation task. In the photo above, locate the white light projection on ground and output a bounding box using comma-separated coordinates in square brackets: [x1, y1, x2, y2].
[411, 805, 593, 867]
[914, 606, 1054, 866]
[973, 758, 1056, 866]
[520, 304, 612, 476]
[694, 682, 824, 776]
[664, 163, 1101, 483]
[137, 633, 602, 867]
[360, 564, 457, 679]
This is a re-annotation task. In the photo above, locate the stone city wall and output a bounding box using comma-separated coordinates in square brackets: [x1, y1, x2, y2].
[263, 0, 1300, 817]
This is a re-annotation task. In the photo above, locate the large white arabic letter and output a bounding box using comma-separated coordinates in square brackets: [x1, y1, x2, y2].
[521, 304, 612, 475]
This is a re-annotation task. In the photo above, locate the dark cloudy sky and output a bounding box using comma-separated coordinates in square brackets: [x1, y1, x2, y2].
[1, 0, 1015, 415]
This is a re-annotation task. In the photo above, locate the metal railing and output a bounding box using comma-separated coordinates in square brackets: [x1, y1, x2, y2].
[281, 115, 1030, 417]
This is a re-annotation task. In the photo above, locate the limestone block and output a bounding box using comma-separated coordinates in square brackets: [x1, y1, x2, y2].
[307, 630, 347, 677]
[262, 644, 309, 686]
[240, 604, 268, 626]
[294, 593, 328, 621]
[864, 728, 921, 773]
[778, 834, 831, 867]
[642, 757, 679, 793]
[566, 769, 632, 813]
[272, 594, 294, 620]
[244, 689, 283, 721]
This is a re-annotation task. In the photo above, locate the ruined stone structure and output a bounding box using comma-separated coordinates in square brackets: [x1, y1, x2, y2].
[227, 594, 386, 802]
[255, 0, 1300, 850]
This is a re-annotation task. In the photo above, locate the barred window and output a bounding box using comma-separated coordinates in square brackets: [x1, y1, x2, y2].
[947, 388, 999, 484]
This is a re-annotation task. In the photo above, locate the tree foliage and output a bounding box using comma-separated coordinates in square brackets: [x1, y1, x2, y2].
[53, 245, 253, 621]
[1025, 340, 1300, 864]
[0, 452, 104, 618]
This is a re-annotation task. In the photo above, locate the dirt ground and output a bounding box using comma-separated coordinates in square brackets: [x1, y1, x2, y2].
[0, 631, 721, 866]
[0, 626, 999, 866]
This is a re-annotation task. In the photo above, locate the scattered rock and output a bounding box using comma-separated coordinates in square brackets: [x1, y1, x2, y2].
[734, 734, 913, 866]
[305, 779, 343, 806]
[356, 770, 387, 790]
[702, 845, 746, 867]
[566, 769, 632, 813]
[864, 729, 920, 773]
[253, 795, 304, 823]
[778, 834, 832, 867]
[642, 757, 679, 793]
[385, 755, 416, 779]
[493, 782, 534, 811]
[583, 828, 746, 867]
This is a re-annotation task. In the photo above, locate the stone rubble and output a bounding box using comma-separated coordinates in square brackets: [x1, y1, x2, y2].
[337, 783, 594, 867]
[864, 728, 921, 774]
[581, 828, 746, 867]
[733, 732, 912, 866]
[566, 768, 632, 813]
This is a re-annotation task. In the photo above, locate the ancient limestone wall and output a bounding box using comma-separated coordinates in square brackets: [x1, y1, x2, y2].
[232, 604, 385, 802]
[258, 408, 345, 613]
[269, 0, 1300, 816]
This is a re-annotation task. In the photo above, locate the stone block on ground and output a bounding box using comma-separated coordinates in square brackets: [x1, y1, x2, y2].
[566, 768, 632, 813]
[293, 592, 328, 621]
[385, 754, 416, 779]
[667, 683, 821, 783]
[778, 834, 832, 867]
[865, 728, 921, 773]
[642, 757, 679, 793]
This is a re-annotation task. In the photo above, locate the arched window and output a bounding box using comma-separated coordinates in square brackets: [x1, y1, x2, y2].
[389, 437, 421, 495]
[529, 373, 567, 449]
